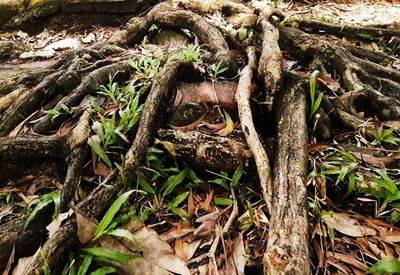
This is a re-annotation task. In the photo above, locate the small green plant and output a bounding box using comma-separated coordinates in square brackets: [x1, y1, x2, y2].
[368, 259, 400, 274]
[208, 61, 228, 80]
[320, 151, 359, 197]
[0, 191, 15, 203]
[372, 127, 400, 146]
[237, 27, 254, 41]
[97, 73, 121, 104]
[25, 192, 60, 228]
[129, 54, 163, 81]
[308, 70, 323, 121]
[169, 43, 204, 64]
[95, 190, 135, 239]
[45, 103, 76, 122]
[82, 247, 140, 262]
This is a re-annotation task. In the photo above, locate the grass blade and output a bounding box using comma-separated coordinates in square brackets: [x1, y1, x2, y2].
[83, 247, 140, 262]
[95, 190, 134, 239]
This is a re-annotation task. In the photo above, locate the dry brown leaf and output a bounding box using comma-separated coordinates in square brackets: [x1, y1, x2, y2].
[322, 212, 376, 237]
[175, 238, 201, 262]
[188, 190, 195, 217]
[12, 247, 41, 275]
[174, 81, 239, 110]
[201, 191, 214, 212]
[46, 210, 72, 238]
[194, 212, 220, 238]
[76, 210, 97, 244]
[126, 218, 190, 275]
[318, 74, 341, 92]
[312, 239, 326, 268]
[380, 230, 400, 243]
[327, 251, 368, 271]
[220, 234, 246, 275]
[160, 226, 195, 243]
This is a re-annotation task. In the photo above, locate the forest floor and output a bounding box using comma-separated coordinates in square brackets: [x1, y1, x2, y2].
[1, 0, 400, 274]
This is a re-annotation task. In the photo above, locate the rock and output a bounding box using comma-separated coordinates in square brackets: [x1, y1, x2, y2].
[44, 38, 80, 51]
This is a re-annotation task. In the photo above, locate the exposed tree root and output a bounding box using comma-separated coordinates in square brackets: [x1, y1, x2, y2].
[279, 26, 400, 122]
[265, 74, 309, 274]
[2, 1, 400, 273]
[19, 57, 186, 274]
[258, 8, 283, 108]
[156, 129, 253, 172]
[236, 46, 272, 211]
[295, 19, 400, 40]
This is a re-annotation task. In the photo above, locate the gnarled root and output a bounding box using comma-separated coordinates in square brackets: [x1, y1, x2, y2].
[21, 59, 187, 274]
[280, 26, 400, 122]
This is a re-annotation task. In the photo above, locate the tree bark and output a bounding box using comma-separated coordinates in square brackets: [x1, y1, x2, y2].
[264, 74, 310, 274]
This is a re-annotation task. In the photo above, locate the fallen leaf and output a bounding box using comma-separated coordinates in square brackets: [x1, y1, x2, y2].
[82, 33, 96, 44]
[12, 247, 41, 275]
[318, 74, 341, 92]
[45, 38, 80, 51]
[221, 234, 246, 275]
[194, 211, 220, 238]
[175, 238, 201, 261]
[174, 81, 239, 110]
[46, 210, 72, 238]
[380, 230, 400, 243]
[125, 218, 190, 275]
[216, 111, 235, 136]
[327, 251, 368, 272]
[76, 210, 97, 244]
[160, 225, 195, 242]
[322, 212, 376, 237]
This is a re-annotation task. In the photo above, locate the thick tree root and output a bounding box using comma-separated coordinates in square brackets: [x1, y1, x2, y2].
[236, 46, 272, 211]
[295, 19, 400, 40]
[258, 8, 283, 108]
[124, 61, 191, 178]
[156, 129, 253, 172]
[0, 135, 68, 161]
[265, 74, 309, 275]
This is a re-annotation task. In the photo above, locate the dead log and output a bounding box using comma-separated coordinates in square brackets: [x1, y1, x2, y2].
[156, 129, 253, 172]
[264, 74, 310, 274]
